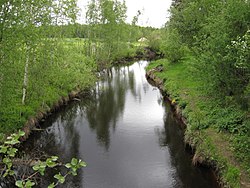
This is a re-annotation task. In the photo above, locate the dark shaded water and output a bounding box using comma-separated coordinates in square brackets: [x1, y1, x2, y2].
[23, 61, 218, 188]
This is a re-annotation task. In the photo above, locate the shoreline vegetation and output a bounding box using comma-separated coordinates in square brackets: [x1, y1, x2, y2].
[146, 59, 250, 188]
[143, 0, 249, 187]
[17, 44, 157, 142]
[0, 38, 97, 138]
[0, 39, 149, 137]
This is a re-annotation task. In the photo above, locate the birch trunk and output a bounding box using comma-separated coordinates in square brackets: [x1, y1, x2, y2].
[22, 52, 29, 105]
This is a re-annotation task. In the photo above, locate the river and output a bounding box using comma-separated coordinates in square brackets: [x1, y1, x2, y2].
[22, 61, 218, 188]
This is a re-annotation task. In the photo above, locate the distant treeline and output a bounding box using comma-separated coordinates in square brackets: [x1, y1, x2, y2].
[47, 23, 157, 40]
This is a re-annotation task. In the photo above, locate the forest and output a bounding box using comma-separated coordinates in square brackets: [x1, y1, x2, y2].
[0, 0, 249, 187]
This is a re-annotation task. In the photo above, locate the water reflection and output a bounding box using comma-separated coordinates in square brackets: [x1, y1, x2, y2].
[84, 63, 146, 149]
[21, 61, 217, 188]
[155, 102, 219, 188]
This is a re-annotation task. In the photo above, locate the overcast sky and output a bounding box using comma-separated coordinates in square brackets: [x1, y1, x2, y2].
[77, 0, 172, 28]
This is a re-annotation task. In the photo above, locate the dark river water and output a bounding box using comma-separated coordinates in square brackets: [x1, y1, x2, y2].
[22, 61, 218, 188]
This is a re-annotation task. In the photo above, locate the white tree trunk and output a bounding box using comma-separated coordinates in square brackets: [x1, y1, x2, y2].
[22, 53, 29, 105]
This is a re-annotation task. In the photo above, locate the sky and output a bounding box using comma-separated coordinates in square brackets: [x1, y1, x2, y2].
[77, 0, 172, 28]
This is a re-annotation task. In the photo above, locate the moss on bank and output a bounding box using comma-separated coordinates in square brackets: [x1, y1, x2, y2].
[147, 58, 250, 188]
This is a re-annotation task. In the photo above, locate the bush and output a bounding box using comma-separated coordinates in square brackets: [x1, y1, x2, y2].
[160, 28, 186, 63]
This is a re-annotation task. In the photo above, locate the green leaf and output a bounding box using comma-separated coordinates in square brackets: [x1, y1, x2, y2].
[70, 170, 77, 176]
[54, 173, 65, 184]
[15, 180, 24, 188]
[18, 130, 25, 137]
[51, 156, 58, 161]
[7, 148, 18, 157]
[25, 180, 35, 188]
[12, 133, 19, 140]
[72, 167, 77, 172]
[79, 160, 87, 167]
[9, 170, 15, 176]
[46, 158, 57, 168]
[0, 146, 8, 154]
[71, 158, 78, 166]
[65, 163, 71, 169]
[32, 164, 40, 171]
[3, 157, 12, 168]
[3, 172, 8, 177]
[5, 139, 19, 145]
[32, 162, 46, 176]
[39, 166, 46, 176]
[48, 183, 56, 188]
[3, 169, 10, 177]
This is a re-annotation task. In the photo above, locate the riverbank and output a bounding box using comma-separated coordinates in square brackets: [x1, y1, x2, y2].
[0, 39, 97, 141]
[0, 38, 155, 142]
[146, 58, 250, 188]
[20, 46, 156, 141]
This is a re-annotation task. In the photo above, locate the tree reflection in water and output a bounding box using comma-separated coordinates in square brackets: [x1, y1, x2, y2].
[155, 102, 219, 188]
[85, 64, 139, 149]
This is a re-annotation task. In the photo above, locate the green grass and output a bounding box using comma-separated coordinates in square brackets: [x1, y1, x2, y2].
[0, 38, 97, 135]
[148, 58, 250, 187]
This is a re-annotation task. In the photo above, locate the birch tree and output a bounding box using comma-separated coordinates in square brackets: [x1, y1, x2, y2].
[86, 0, 128, 67]
[0, 0, 79, 131]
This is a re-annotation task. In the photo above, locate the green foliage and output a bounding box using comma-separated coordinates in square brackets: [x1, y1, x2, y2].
[233, 131, 250, 172]
[65, 158, 87, 176]
[85, 0, 152, 67]
[0, 0, 96, 135]
[0, 38, 96, 134]
[188, 107, 208, 130]
[160, 28, 186, 63]
[54, 173, 65, 184]
[15, 180, 35, 188]
[161, 0, 250, 99]
[148, 57, 250, 185]
[157, 0, 250, 179]
[146, 30, 162, 52]
[223, 165, 241, 188]
[223, 30, 250, 98]
[0, 2, 92, 185]
[208, 106, 245, 134]
[85, 0, 128, 66]
[0, 131, 86, 187]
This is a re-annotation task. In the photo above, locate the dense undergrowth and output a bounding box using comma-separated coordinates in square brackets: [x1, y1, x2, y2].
[147, 58, 250, 187]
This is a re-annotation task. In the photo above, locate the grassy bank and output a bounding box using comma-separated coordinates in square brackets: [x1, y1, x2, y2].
[0, 38, 97, 137]
[147, 58, 250, 188]
[0, 38, 145, 138]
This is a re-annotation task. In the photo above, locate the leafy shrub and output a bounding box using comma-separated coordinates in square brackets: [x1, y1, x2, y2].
[0, 131, 86, 187]
[160, 28, 186, 63]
